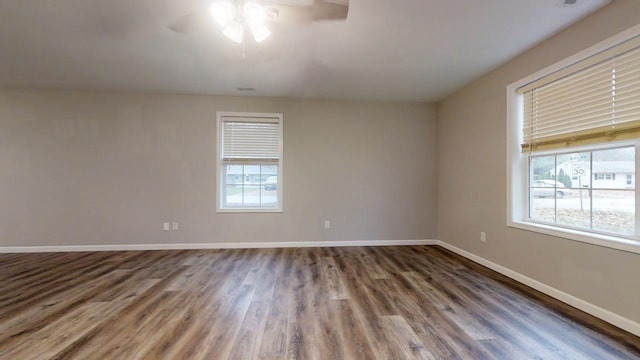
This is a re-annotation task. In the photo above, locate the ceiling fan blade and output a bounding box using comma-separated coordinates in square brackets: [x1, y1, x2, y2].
[168, 10, 210, 34]
[269, 0, 348, 25]
[269, 4, 314, 25]
[312, 1, 348, 21]
[168, 0, 348, 34]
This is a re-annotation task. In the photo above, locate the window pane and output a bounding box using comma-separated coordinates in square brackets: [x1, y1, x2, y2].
[592, 147, 635, 190]
[556, 152, 590, 190]
[555, 151, 590, 231]
[530, 155, 556, 222]
[242, 183, 261, 206]
[224, 165, 244, 207]
[555, 188, 590, 229]
[260, 166, 278, 207]
[530, 194, 554, 223]
[531, 155, 556, 183]
[592, 190, 635, 235]
[222, 164, 279, 209]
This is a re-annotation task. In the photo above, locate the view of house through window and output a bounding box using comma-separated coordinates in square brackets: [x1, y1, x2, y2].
[529, 146, 635, 235]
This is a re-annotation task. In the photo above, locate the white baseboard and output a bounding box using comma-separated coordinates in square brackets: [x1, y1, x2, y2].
[0, 239, 438, 253]
[437, 241, 640, 337]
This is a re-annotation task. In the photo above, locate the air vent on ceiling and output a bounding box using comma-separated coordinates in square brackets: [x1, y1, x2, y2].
[236, 87, 255, 92]
[558, 0, 578, 6]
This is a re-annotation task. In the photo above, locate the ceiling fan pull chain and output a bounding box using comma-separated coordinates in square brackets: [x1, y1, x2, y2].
[242, 40, 246, 60]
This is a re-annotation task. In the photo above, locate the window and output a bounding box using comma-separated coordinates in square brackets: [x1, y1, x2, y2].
[595, 173, 616, 180]
[508, 27, 640, 253]
[529, 146, 635, 236]
[216, 112, 283, 212]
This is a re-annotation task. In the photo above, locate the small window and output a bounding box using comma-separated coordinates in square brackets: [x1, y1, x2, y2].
[217, 112, 283, 212]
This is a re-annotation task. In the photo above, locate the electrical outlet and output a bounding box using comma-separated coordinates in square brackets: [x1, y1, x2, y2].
[480, 232, 486, 242]
[163, 222, 170, 231]
[324, 221, 331, 229]
[172, 222, 179, 231]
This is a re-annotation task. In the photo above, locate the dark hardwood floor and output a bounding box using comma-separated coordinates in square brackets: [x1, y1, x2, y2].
[0, 246, 638, 359]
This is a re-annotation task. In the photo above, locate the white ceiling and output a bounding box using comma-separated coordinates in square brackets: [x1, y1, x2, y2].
[0, 0, 609, 102]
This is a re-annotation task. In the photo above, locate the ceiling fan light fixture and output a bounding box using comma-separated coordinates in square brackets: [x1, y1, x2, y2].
[210, 0, 273, 44]
[249, 23, 271, 43]
[223, 21, 244, 43]
[243, 2, 267, 25]
[210, 0, 236, 27]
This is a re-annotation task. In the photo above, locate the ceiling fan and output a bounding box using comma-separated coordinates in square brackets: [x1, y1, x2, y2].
[168, 0, 349, 43]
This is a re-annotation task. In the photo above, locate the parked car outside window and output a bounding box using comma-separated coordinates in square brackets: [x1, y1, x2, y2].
[264, 176, 278, 190]
[532, 180, 572, 198]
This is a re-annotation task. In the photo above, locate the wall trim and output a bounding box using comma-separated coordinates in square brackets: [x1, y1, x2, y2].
[0, 239, 438, 253]
[437, 241, 640, 337]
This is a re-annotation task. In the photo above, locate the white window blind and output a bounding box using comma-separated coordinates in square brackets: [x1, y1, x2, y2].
[221, 117, 281, 163]
[520, 36, 640, 152]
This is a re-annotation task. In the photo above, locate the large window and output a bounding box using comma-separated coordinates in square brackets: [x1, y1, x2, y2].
[217, 112, 283, 212]
[508, 27, 640, 253]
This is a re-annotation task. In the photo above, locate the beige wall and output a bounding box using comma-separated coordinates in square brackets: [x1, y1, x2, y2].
[0, 91, 437, 246]
[437, 1, 640, 323]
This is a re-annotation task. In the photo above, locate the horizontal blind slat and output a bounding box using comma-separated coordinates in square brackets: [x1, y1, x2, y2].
[531, 64, 613, 100]
[522, 38, 640, 152]
[222, 119, 282, 159]
[517, 35, 640, 94]
[525, 98, 612, 121]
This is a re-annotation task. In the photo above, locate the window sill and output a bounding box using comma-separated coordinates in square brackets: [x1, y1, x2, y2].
[217, 208, 283, 213]
[508, 220, 640, 255]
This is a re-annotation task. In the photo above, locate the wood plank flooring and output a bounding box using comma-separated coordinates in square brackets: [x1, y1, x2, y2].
[0, 246, 638, 359]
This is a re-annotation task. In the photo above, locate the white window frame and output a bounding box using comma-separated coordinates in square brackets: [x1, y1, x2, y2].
[216, 111, 283, 213]
[507, 25, 640, 255]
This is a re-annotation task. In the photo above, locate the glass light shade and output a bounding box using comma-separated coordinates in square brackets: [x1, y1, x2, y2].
[223, 21, 244, 43]
[243, 2, 266, 25]
[249, 24, 271, 43]
[210, 1, 236, 27]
